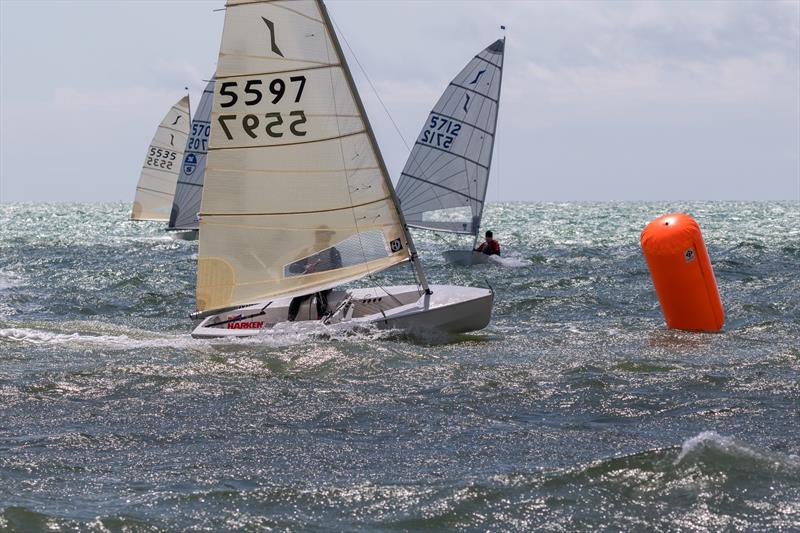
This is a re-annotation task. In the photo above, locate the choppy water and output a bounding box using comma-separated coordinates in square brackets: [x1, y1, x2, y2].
[1, 202, 798, 531]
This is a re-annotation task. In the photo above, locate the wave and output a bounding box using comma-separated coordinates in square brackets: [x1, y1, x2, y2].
[675, 431, 800, 471]
[0, 270, 25, 291]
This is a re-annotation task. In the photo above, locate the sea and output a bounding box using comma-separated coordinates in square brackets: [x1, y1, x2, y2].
[0, 201, 798, 531]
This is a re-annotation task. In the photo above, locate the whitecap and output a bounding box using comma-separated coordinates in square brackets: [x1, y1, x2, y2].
[488, 255, 532, 268]
[0, 326, 206, 351]
[675, 430, 800, 471]
[0, 270, 25, 291]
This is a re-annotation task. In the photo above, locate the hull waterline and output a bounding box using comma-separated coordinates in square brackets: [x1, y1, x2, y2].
[168, 229, 199, 241]
[191, 284, 493, 338]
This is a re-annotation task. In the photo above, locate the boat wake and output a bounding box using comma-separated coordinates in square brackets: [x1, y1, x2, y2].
[0, 320, 418, 351]
[488, 255, 531, 268]
[0, 325, 203, 351]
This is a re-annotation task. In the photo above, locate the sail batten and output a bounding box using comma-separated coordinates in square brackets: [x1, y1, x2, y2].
[396, 39, 505, 237]
[131, 95, 191, 221]
[196, 0, 414, 312]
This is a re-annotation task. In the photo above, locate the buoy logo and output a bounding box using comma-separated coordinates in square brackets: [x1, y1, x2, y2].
[684, 248, 696, 262]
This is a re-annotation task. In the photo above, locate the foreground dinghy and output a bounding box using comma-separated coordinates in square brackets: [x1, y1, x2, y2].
[167, 79, 215, 240]
[131, 96, 191, 221]
[396, 39, 505, 264]
[190, 0, 492, 338]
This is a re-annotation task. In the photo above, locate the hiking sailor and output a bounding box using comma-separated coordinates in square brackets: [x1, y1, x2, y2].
[474, 230, 501, 256]
[287, 227, 343, 321]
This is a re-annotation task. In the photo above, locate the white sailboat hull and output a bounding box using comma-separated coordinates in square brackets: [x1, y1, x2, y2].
[442, 250, 493, 266]
[191, 284, 493, 338]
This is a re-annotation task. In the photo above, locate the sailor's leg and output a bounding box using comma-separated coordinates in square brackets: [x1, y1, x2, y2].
[315, 290, 332, 318]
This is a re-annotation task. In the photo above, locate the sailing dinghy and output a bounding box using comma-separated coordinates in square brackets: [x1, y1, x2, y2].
[190, 0, 493, 338]
[131, 96, 191, 221]
[396, 39, 505, 266]
[167, 80, 215, 240]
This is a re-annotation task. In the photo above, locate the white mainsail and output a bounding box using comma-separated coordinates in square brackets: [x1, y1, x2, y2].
[196, 0, 416, 313]
[168, 80, 215, 230]
[131, 95, 191, 221]
[396, 39, 505, 236]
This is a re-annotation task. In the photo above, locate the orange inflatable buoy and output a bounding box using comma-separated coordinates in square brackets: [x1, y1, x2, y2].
[640, 213, 724, 332]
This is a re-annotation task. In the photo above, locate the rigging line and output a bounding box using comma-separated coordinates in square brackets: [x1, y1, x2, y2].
[399, 166, 477, 209]
[330, 16, 412, 153]
[376, 283, 406, 308]
[323, 7, 376, 286]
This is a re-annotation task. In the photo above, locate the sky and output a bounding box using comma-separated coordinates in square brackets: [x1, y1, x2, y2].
[1, 0, 798, 203]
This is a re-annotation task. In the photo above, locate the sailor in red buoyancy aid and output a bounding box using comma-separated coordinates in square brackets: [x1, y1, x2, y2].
[474, 230, 501, 256]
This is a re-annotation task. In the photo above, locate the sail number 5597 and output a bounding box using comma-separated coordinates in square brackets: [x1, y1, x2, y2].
[216, 75, 308, 140]
[219, 76, 305, 107]
[218, 111, 307, 140]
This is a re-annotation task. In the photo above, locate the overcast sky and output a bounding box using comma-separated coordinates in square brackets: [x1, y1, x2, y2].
[1, 0, 798, 203]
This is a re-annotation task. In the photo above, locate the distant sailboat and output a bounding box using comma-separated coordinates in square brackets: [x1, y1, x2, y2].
[167, 80, 215, 240]
[130, 96, 191, 221]
[190, 0, 493, 338]
[396, 39, 505, 265]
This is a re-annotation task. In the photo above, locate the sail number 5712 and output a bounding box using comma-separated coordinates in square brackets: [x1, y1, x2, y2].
[421, 115, 461, 150]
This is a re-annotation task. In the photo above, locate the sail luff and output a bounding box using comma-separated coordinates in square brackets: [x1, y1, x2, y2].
[315, 0, 430, 293]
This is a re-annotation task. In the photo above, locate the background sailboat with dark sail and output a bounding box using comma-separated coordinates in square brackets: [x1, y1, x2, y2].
[167, 79, 215, 240]
[396, 39, 505, 265]
[130, 96, 191, 221]
[190, 0, 493, 337]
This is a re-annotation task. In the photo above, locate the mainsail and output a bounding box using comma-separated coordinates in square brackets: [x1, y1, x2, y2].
[131, 95, 191, 221]
[196, 0, 415, 312]
[396, 39, 505, 236]
[168, 80, 215, 230]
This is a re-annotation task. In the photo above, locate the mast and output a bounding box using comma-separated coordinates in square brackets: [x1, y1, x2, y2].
[479, 35, 505, 245]
[316, 0, 431, 294]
